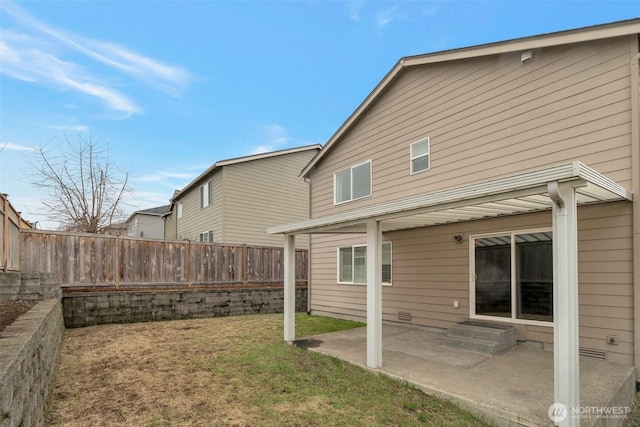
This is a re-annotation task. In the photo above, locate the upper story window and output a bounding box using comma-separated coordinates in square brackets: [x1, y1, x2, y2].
[410, 137, 430, 174]
[334, 160, 371, 204]
[200, 181, 211, 208]
[177, 202, 183, 219]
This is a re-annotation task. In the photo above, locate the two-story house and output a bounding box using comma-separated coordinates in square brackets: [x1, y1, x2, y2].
[271, 19, 640, 422]
[126, 205, 169, 239]
[167, 144, 321, 248]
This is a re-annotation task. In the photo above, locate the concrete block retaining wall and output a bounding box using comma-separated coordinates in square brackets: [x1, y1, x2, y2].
[0, 299, 64, 427]
[62, 287, 308, 328]
[0, 273, 61, 302]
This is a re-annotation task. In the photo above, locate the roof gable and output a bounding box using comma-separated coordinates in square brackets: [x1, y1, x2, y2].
[301, 18, 640, 178]
[172, 144, 321, 202]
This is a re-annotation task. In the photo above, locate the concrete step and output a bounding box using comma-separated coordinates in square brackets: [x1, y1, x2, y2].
[441, 321, 516, 355]
[440, 334, 508, 355]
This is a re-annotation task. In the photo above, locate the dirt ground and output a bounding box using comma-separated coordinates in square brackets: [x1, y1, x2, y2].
[47, 315, 291, 426]
[0, 300, 39, 332]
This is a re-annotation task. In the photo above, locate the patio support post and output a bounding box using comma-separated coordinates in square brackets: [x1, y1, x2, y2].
[366, 219, 382, 368]
[549, 181, 579, 427]
[284, 234, 296, 342]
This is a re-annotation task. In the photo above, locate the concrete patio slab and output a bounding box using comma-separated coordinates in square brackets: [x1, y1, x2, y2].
[299, 324, 635, 427]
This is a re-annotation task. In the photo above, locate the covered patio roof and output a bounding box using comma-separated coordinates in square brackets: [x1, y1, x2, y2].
[271, 161, 632, 427]
[268, 161, 632, 236]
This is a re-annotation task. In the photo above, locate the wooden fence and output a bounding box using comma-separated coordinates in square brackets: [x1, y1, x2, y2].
[1, 193, 21, 272]
[19, 229, 307, 290]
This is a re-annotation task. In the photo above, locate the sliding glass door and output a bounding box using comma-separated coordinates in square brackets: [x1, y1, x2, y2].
[473, 231, 553, 323]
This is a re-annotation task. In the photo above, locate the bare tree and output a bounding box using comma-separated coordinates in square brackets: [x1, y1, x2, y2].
[29, 134, 131, 233]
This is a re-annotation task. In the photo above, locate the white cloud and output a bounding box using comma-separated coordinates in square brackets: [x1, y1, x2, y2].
[375, 5, 405, 28]
[0, 29, 141, 115]
[134, 171, 197, 183]
[347, 0, 367, 22]
[0, 142, 37, 152]
[250, 145, 274, 155]
[263, 123, 290, 145]
[45, 124, 89, 133]
[0, 1, 193, 115]
[246, 123, 293, 155]
[422, 6, 439, 17]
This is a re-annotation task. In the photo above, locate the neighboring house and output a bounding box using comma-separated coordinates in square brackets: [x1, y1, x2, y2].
[168, 144, 321, 247]
[101, 221, 128, 236]
[270, 19, 640, 419]
[126, 205, 169, 239]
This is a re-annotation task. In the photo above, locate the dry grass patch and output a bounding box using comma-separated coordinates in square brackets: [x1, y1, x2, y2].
[47, 314, 489, 426]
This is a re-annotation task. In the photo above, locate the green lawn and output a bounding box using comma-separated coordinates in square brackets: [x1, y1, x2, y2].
[47, 313, 491, 426]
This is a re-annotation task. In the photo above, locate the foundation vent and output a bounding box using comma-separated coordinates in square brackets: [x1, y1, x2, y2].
[398, 311, 412, 322]
[579, 347, 606, 360]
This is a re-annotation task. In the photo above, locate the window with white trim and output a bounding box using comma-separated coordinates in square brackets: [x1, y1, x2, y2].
[177, 202, 183, 219]
[472, 230, 553, 323]
[410, 137, 430, 174]
[200, 181, 211, 208]
[338, 242, 392, 285]
[334, 161, 371, 204]
[198, 230, 214, 243]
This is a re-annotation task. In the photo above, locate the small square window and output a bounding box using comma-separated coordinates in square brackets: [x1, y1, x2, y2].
[410, 137, 430, 174]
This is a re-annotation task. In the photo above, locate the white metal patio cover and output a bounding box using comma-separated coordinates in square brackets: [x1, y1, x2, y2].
[268, 161, 632, 427]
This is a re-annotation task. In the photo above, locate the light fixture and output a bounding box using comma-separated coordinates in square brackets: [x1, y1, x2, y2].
[452, 234, 463, 243]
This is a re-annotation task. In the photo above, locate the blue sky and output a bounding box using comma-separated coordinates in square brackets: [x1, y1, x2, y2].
[1, 0, 639, 229]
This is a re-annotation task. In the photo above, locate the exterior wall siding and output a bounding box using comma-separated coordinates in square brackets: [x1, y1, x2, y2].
[310, 35, 635, 218]
[128, 214, 165, 239]
[176, 170, 224, 242]
[309, 201, 634, 364]
[223, 150, 315, 248]
[164, 209, 177, 241]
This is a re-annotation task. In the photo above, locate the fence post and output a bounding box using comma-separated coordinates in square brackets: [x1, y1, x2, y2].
[1, 194, 7, 271]
[115, 234, 120, 289]
[243, 244, 248, 287]
[187, 240, 192, 288]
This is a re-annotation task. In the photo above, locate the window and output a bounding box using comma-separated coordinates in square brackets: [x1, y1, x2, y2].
[200, 181, 211, 208]
[177, 202, 183, 219]
[410, 137, 430, 174]
[334, 161, 371, 204]
[198, 230, 214, 243]
[338, 242, 392, 285]
[472, 231, 553, 323]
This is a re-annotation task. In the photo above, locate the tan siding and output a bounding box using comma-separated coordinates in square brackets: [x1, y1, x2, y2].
[309, 201, 633, 363]
[175, 171, 224, 242]
[310, 36, 635, 218]
[163, 209, 177, 240]
[222, 149, 316, 248]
